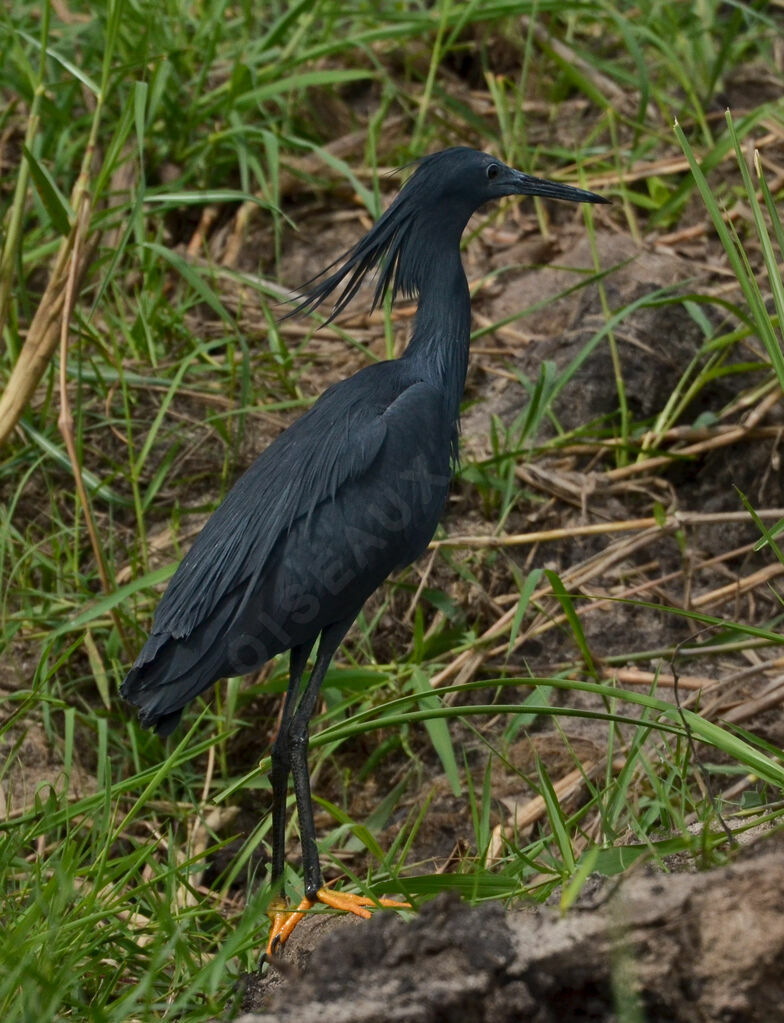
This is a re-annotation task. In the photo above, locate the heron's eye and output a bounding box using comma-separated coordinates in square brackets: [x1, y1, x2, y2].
[486, 163, 500, 180]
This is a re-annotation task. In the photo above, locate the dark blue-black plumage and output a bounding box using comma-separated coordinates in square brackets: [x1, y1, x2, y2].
[123, 361, 453, 734]
[121, 147, 607, 941]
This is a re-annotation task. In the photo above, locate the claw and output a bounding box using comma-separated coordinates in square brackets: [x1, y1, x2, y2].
[265, 895, 313, 956]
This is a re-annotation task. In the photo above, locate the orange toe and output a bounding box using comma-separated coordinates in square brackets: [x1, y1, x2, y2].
[265, 887, 412, 956]
[265, 894, 315, 956]
[314, 887, 412, 917]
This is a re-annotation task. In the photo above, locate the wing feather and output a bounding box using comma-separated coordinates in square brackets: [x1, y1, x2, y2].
[149, 363, 407, 640]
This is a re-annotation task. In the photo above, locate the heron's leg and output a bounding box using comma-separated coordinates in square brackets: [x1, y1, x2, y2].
[266, 640, 316, 957]
[269, 642, 312, 890]
[266, 617, 411, 956]
[265, 619, 351, 956]
[288, 617, 354, 900]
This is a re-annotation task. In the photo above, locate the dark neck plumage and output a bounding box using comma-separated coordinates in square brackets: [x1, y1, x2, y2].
[291, 165, 476, 456]
[400, 245, 471, 442]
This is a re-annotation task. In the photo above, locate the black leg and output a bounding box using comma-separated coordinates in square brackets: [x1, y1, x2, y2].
[269, 642, 313, 890]
[287, 617, 355, 901]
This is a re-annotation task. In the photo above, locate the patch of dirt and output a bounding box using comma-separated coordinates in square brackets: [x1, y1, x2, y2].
[0, 642, 96, 817]
[239, 841, 784, 1022]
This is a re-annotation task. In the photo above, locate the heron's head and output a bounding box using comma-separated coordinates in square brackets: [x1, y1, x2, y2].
[404, 147, 607, 223]
[291, 147, 608, 322]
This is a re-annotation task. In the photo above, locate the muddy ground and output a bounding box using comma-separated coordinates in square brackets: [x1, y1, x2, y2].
[240, 839, 784, 1022]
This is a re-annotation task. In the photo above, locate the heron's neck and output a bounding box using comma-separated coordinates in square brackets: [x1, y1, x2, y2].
[400, 250, 471, 432]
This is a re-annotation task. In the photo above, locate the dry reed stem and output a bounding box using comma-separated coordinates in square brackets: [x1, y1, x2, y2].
[431, 510, 784, 689]
[606, 389, 782, 482]
[486, 760, 599, 864]
[0, 124, 105, 447]
[581, 129, 781, 191]
[430, 508, 784, 550]
[700, 655, 784, 719]
[690, 562, 784, 610]
[603, 667, 718, 690]
[0, 225, 95, 445]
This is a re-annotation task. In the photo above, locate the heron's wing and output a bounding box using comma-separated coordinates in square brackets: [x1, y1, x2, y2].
[148, 363, 413, 641]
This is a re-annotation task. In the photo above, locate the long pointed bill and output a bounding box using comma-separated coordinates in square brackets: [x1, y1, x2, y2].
[511, 170, 609, 205]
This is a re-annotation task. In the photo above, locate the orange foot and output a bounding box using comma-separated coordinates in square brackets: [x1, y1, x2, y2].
[266, 887, 412, 956]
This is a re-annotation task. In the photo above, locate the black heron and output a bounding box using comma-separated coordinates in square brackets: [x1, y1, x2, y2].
[121, 147, 607, 954]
